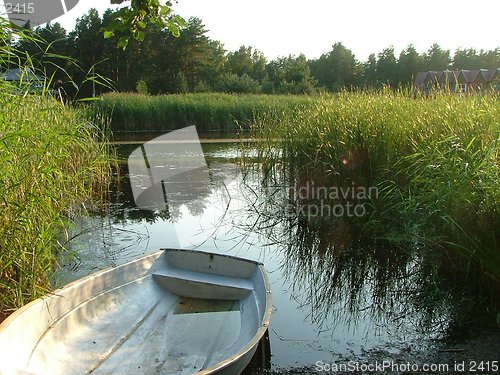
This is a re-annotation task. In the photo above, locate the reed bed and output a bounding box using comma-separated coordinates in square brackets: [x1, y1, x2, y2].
[0, 84, 112, 318]
[252, 91, 500, 282]
[94, 92, 313, 133]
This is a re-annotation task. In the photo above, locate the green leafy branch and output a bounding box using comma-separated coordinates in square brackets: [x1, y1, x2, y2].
[104, 0, 186, 48]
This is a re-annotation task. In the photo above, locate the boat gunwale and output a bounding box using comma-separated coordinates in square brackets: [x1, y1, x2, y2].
[198, 262, 273, 375]
[0, 251, 164, 336]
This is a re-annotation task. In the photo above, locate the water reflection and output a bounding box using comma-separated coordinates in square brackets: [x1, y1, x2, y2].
[238, 164, 499, 340]
[57, 143, 499, 370]
[111, 164, 236, 224]
[235, 167, 449, 333]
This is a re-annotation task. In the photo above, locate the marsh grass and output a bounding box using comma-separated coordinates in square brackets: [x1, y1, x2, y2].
[0, 19, 114, 318]
[252, 91, 500, 285]
[95, 92, 312, 134]
[0, 84, 112, 317]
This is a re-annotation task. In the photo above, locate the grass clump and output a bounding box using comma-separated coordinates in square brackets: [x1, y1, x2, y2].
[253, 91, 500, 282]
[94, 92, 313, 134]
[0, 83, 111, 319]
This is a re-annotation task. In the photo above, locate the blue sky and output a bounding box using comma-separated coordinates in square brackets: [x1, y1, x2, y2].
[2, 0, 499, 61]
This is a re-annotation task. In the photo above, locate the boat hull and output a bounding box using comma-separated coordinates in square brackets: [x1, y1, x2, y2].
[0, 249, 272, 375]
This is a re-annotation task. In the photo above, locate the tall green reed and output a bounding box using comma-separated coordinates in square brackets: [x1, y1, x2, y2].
[0, 19, 112, 319]
[94, 92, 313, 134]
[252, 91, 500, 283]
[0, 90, 112, 316]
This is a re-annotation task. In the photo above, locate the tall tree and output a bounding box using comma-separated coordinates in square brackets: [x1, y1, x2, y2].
[453, 48, 499, 70]
[226, 46, 266, 82]
[68, 9, 107, 96]
[310, 42, 360, 91]
[363, 53, 377, 88]
[267, 54, 317, 94]
[376, 47, 398, 87]
[143, 17, 225, 93]
[453, 48, 480, 70]
[398, 45, 423, 85]
[169, 17, 226, 91]
[476, 48, 500, 69]
[424, 43, 450, 71]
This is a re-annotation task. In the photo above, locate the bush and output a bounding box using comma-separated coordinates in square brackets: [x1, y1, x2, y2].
[215, 73, 261, 94]
[135, 79, 149, 94]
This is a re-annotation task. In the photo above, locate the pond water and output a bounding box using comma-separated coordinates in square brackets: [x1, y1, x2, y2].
[55, 142, 499, 373]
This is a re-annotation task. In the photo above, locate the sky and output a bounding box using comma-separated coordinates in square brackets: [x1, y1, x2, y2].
[1, 0, 499, 62]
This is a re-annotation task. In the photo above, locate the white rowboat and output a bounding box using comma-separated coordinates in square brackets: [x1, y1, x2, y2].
[0, 249, 272, 375]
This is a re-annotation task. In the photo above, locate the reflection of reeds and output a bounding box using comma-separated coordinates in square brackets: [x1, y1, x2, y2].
[279, 218, 449, 332]
[240, 160, 496, 335]
[105, 149, 237, 224]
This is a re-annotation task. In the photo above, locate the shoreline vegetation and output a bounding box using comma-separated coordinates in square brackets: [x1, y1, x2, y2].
[11, 10, 498, 99]
[102, 89, 499, 308]
[95, 92, 313, 134]
[2, 86, 498, 324]
[0, 84, 112, 322]
[100, 91, 499, 276]
[251, 91, 499, 308]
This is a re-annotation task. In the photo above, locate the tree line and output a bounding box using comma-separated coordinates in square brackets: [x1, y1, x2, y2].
[5, 8, 499, 98]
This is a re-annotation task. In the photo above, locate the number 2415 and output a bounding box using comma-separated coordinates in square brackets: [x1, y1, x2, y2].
[5, 3, 35, 14]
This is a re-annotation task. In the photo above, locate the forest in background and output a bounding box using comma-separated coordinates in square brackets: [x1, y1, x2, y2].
[3, 8, 499, 98]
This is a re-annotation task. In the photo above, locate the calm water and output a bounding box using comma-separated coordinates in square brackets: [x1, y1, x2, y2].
[55, 142, 499, 372]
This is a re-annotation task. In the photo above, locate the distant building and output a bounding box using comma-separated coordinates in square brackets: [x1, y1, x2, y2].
[0, 67, 45, 92]
[414, 68, 499, 95]
[1, 67, 43, 82]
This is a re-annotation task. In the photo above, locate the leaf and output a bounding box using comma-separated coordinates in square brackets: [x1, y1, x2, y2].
[465, 137, 476, 151]
[102, 1, 185, 48]
[118, 36, 129, 50]
[174, 15, 187, 27]
[136, 31, 145, 42]
[103, 30, 114, 39]
[77, 97, 100, 102]
[167, 23, 180, 37]
[160, 6, 172, 17]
